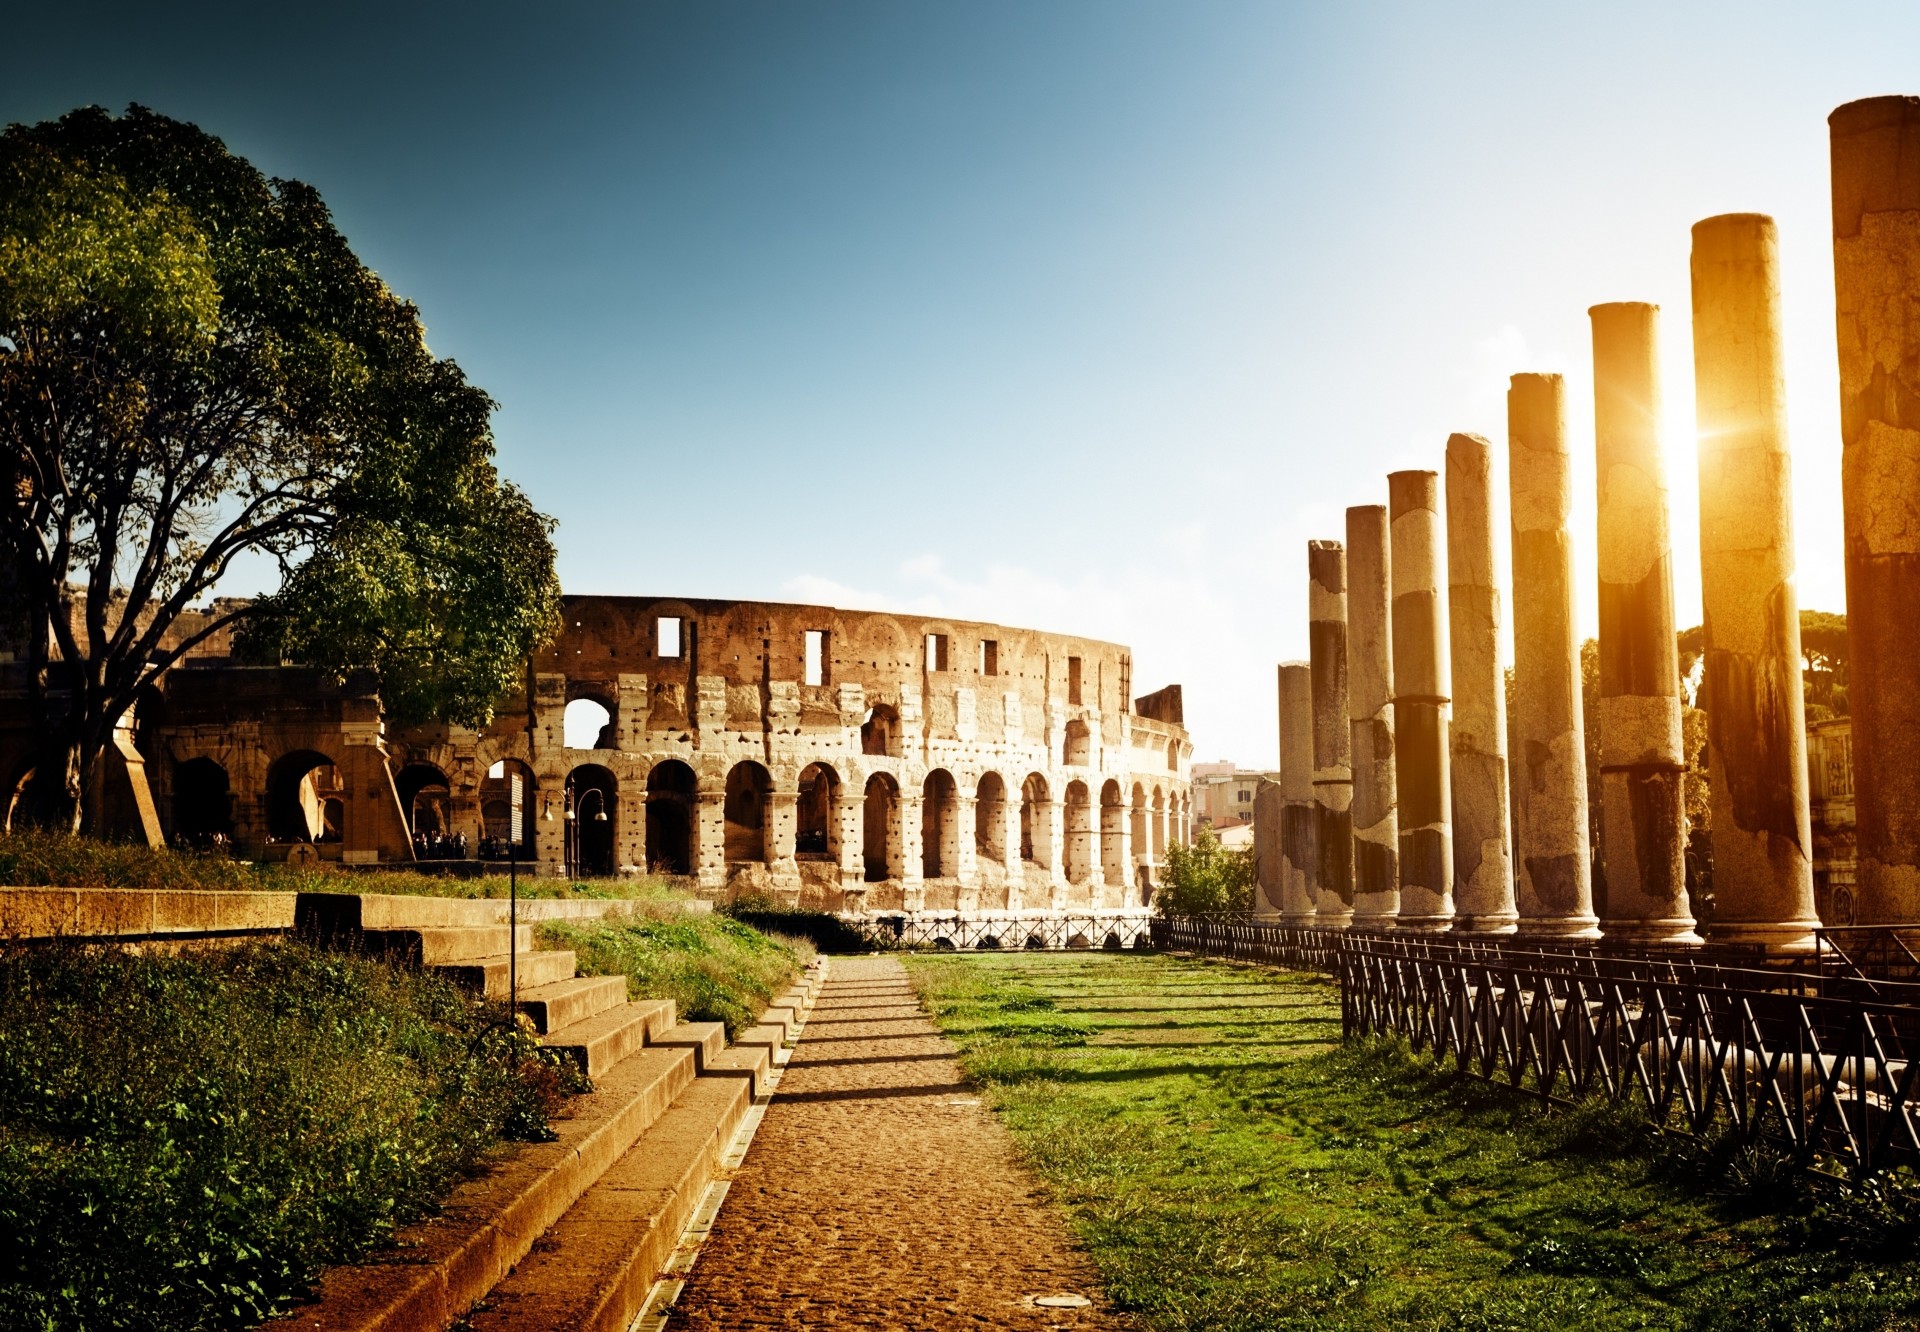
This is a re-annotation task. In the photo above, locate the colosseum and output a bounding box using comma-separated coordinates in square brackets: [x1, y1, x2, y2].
[2, 596, 1194, 925]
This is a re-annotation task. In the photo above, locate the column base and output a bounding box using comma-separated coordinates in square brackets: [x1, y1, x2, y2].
[1599, 918, 1702, 947]
[1315, 909, 1354, 929]
[1451, 913, 1520, 935]
[1279, 911, 1320, 927]
[1514, 916, 1602, 941]
[1706, 919, 1820, 953]
[1350, 909, 1401, 931]
[1392, 913, 1456, 934]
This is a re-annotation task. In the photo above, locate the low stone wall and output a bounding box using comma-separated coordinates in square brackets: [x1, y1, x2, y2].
[0, 887, 296, 943]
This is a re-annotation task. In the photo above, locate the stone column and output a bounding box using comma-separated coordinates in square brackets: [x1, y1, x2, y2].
[1278, 661, 1318, 922]
[695, 788, 728, 896]
[1308, 540, 1355, 926]
[1691, 213, 1820, 949]
[899, 792, 925, 910]
[1346, 505, 1400, 927]
[1508, 374, 1601, 938]
[1445, 433, 1518, 933]
[955, 793, 979, 910]
[1590, 303, 1699, 945]
[1388, 469, 1455, 931]
[1831, 96, 1920, 923]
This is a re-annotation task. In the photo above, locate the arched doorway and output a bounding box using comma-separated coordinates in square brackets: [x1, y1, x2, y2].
[796, 763, 839, 859]
[479, 759, 535, 861]
[1100, 779, 1126, 885]
[863, 773, 899, 882]
[567, 764, 617, 876]
[1020, 773, 1051, 868]
[646, 760, 696, 875]
[922, 769, 958, 879]
[1064, 780, 1093, 884]
[266, 751, 340, 843]
[171, 757, 233, 849]
[1151, 788, 1167, 857]
[725, 761, 772, 863]
[396, 762, 456, 858]
[861, 704, 901, 757]
[975, 772, 1007, 862]
[1064, 719, 1091, 766]
[563, 697, 615, 750]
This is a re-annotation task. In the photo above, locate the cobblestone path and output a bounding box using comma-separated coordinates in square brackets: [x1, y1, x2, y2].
[668, 954, 1126, 1330]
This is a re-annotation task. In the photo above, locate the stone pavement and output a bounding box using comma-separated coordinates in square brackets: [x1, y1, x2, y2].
[668, 954, 1127, 1330]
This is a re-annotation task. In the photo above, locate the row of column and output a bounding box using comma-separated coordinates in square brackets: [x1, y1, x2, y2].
[1256, 89, 1920, 951]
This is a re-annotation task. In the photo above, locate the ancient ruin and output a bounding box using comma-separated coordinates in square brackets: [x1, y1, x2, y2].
[1387, 470, 1454, 931]
[1308, 540, 1356, 926]
[1345, 504, 1400, 927]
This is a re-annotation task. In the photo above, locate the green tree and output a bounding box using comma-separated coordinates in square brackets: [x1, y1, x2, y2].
[1799, 608, 1848, 719]
[1154, 825, 1256, 917]
[0, 106, 559, 832]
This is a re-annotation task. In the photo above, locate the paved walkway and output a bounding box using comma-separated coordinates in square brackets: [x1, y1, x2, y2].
[669, 955, 1126, 1330]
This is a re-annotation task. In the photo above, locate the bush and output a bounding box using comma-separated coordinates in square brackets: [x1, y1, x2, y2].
[0, 941, 573, 1330]
[720, 894, 873, 953]
[540, 911, 804, 1038]
[1155, 825, 1256, 916]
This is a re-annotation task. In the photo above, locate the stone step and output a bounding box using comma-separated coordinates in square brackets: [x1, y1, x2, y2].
[515, 975, 630, 1035]
[358, 924, 536, 967]
[273, 1042, 699, 1332]
[542, 999, 678, 1079]
[648, 1020, 727, 1071]
[706, 1034, 777, 1098]
[464, 1074, 754, 1332]
[431, 949, 578, 998]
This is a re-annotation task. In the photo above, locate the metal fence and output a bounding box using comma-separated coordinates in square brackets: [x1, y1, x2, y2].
[846, 911, 1154, 952]
[1155, 913, 1920, 1179]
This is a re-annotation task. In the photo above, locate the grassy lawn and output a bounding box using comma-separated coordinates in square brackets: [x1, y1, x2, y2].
[906, 951, 1920, 1332]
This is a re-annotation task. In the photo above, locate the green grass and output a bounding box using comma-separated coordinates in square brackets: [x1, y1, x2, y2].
[0, 827, 673, 899]
[0, 940, 579, 1332]
[906, 951, 1920, 1332]
[540, 909, 809, 1038]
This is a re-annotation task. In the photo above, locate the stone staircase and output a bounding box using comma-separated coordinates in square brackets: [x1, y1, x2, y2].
[275, 892, 821, 1332]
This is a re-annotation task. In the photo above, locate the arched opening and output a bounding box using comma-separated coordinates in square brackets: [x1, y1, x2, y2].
[863, 773, 900, 882]
[266, 751, 341, 843]
[796, 762, 839, 859]
[396, 762, 459, 859]
[922, 769, 958, 879]
[724, 762, 773, 862]
[170, 757, 232, 849]
[1064, 780, 1093, 884]
[1019, 773, 1051, 868]
[5, 764, 63, 834]
[1130, 782, 1148, 859]
[1100, 779, 1126, 885]
[1064, 719, 1091, 767]
[1166, 738, 1179, 771]
[564, 697, 615, 750]
[1151, 788, 1167, 857]
[646, 760, 696, 875]
[974, 772, 1007, 861]
[566, 764, 617, 876]
[479, 759, 536, 861]
[861, 704, 901, 758]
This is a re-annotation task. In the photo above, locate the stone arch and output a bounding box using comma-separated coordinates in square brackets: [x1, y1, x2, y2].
[567, 763, 617, 876]
[1064, 718, 1091, 767]
[922, 769, 959, 879]
[863, 772, 901, 882]
[4, 760, 62, 833]
[170, 756, 233, 847]
[266, 750, 340, 844]
[974, 772, 1008, 862]
[1130, 782, 1148, 862]
[724, 761, 773, 863]
[1100, 779, 1126, 885]
[796, 762, 839, 859]
[1064, 780, 1093, 884]
[1151, 786, 1167, 857]
[564, 696, 615, 750]
[647, 759, 697, 875]
[394, 762, 452, 849]
[1166, 738, 1179, 771]
[1019, 772, 1051, 867]
[479, 758, 536, 861]
[861, 704, 902, 758]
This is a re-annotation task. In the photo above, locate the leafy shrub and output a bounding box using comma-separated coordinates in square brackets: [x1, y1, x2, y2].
[721, 894, 873, 953]
[0, 941, 571, 1330]
[1155, 825, 1256, 916]
[540, 911, 803, 1038]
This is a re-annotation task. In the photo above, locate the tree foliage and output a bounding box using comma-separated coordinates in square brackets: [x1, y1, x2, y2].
[1155, 825, 1256, 917]
[0, 106, 559, 829]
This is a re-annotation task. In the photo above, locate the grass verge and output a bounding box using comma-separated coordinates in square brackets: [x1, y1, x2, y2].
[0, 940, 578, 1331]
[906, 951, 1920, 1332]
[539, 909, 809, 1038]
[0, 827, 673, 899]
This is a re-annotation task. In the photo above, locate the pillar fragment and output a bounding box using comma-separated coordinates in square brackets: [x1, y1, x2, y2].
[1308, 540, 1355, 926]
[1346, 505, 1400, 927]
[1690, 213, 1820, 949]
[1830, 96, 1920, 923]
[1445, 433, 1518, 933]
[1590, 302, 1699, 945]
[1388, 470, 1455, 931]
[1508, 374, 1601, 938]
[1278, 660, 1317, 923]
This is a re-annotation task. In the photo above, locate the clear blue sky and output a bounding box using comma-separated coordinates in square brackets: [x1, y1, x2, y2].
[7, 3, 1915, 765]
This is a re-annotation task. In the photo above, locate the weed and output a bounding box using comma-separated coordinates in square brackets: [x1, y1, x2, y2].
[539, 912, 802, 1038]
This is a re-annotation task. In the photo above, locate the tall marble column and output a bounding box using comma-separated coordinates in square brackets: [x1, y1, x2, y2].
[1446, 433, 1518, 933]
[1278, 660, 1318, 923]
[1590, 303, 1699, 945]
[1308, 540, 1355, 926]
[1508, 374, 1601, 938]
[1691, 213, 1820, 949]
[1831, 96, 1920, 923]
[1388, 469, 1455, 931]
[1346, 505, 1400, 927]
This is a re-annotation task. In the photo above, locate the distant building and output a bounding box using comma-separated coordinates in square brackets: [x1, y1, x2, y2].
[1808, 716, 1857, 925]
[1192, 763, 1278, 830]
